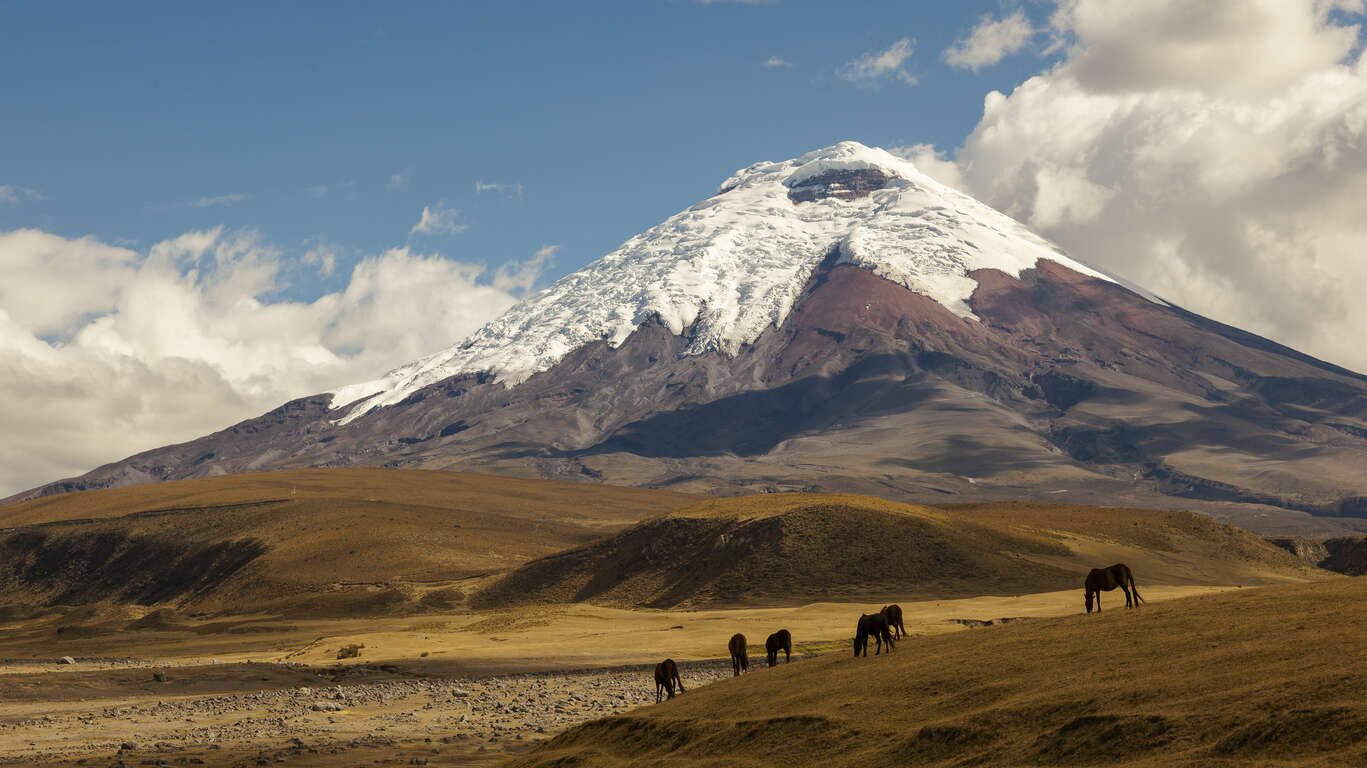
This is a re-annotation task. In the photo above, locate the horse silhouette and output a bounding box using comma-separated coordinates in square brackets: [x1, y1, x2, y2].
[854, 612, 894, 657]
[654, 658, 683, 702]
[1085, 563, 1144, 613]
[765, 629, 791, 667]
[881, 604, 906, 638]
[728, 633, 749, 676]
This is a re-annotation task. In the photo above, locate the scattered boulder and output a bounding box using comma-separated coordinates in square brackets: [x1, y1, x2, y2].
[152, 670, 169, 683]
[59, 656, 76, 664]
[337, 644, 362, 659]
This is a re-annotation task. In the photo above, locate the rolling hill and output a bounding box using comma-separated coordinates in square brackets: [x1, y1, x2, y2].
[473, 494, 1318, 609]
[0, 468, 696, 616]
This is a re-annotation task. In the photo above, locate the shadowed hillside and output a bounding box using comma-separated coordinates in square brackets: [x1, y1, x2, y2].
[509, 578, 1367, 768]
[0, 468, 697, 616]
[473, 495, 1317, 609]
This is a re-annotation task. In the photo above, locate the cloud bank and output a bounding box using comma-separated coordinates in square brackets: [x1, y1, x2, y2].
[0, 228, 541, 495]
[931, 0, 1367, 376]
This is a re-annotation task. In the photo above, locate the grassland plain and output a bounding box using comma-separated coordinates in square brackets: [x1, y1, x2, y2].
[0, 469, 1344, 766]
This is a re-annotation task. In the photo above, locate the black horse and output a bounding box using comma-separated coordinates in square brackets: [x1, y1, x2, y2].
[854, 613, 895, 657]
[881, 604, 906, 639]
[654, 658, 684, 702]
[1084, 563, 1144, 613]
[728, 633, 749, 676]
[765, 629, 792, 667]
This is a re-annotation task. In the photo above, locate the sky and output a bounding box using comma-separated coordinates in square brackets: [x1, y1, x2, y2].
[4, 0, 1367, 495]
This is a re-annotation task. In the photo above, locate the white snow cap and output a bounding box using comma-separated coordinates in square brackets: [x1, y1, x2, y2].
[331, 141, 1116, 421]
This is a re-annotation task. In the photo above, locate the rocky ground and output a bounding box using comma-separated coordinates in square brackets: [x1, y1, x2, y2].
[0, 660, 736, 767]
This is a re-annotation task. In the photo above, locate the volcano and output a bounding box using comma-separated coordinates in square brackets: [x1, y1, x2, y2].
[12, 143, 1367, 534]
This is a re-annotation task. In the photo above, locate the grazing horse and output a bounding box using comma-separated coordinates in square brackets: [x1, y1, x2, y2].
[853, 613, 895, 657]
[654, 658, 684, 702]
[1084, 563, 1144, 613]
[765, 629, 792, 667]
[728, 633, 749, 676]
[880, 604, 906, 639]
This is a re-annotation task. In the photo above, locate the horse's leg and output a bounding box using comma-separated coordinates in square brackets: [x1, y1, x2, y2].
[1121, 582, 1133, 608]
[676, 672, 684, 693]
[656, 681, 663, 703]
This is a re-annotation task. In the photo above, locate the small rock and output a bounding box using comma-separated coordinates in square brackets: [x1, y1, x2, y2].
[59, 656, 76, 665]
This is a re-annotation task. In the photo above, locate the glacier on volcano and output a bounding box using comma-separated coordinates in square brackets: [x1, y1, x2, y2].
[330, 141, 1117, 423]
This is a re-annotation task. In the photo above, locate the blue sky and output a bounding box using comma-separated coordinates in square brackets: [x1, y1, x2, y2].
[2, 0, 1055, 300]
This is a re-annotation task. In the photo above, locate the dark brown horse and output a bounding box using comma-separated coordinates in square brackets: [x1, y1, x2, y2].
[654, 658, 684, 702]
[728, 633, 749, 676]
[765, 629, 791, 667]
[880, 604, 906, 639]
[1084, 563, 1144, 613]
[853, 613, 894, 657]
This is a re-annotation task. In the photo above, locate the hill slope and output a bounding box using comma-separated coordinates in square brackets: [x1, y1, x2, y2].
[0, 468, 696, 616]
[510, 578, 1367, 768]
[474, 494, 1316, 609]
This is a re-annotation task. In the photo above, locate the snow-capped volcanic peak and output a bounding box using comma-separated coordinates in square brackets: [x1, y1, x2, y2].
[330, 141, 1115, 422]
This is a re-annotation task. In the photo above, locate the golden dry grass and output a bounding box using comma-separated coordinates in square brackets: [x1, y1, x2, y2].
[0, 468, 697, 615]
[476, 495, 1319, 609]
[510, 577, 1367, 768]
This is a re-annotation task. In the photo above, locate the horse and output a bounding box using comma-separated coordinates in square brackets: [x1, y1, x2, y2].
[880, 604, 906, 639]
[765, 629, 791, 667]
[853, 612, 895, 657]
[728, 633, 749, 676]
[654, 658, 684, 702]
[1084, 563, 1144, 613]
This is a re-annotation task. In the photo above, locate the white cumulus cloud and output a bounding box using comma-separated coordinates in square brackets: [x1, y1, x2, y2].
[0, 227, 543, 496]
[928, 0, 1367, 375]
[944, 10, 1035, 71]
[763, 56, 793, 68]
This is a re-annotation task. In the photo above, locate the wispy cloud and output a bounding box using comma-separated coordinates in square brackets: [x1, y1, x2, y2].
[387, 168, 414, 190]
[188, 193, 249, 208]
[303, 237, 340, 278]
[838, 38, 916, 87]
[762, 56, 793, 68]
[474, 180, 524, 199]
[410, 200, 468, 236]
[305, 185, 330, 199]
[943, 10, 1035, 71]
[0, 185, 44, 205]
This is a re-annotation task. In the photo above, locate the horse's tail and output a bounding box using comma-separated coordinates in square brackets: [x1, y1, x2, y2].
[1129, 571, 1144, 604]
